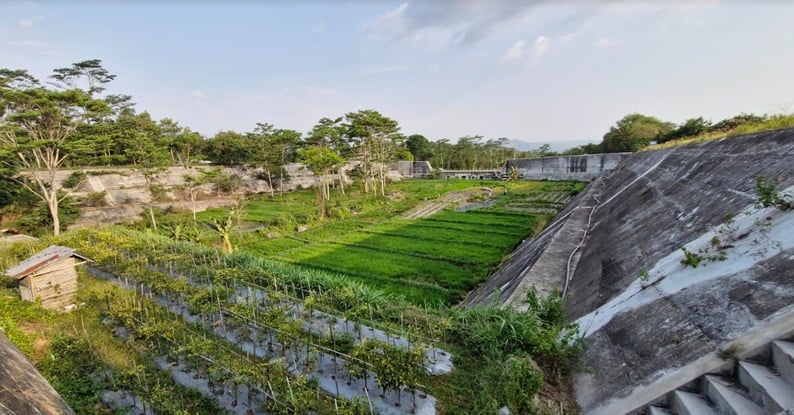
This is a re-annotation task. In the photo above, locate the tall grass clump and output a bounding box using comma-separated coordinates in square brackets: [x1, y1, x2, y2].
[434, 288, 582, 413]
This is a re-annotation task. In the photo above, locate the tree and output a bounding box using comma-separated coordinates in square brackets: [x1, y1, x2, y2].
[205, 130, 248, 165]
[306, 117, 346, 150]
[245, 123, 301, 197]
[140, 164, 167, 231]
[0, 69, 107, 235]
[601, 113, 673, 152]
[50, 59, 116, 96]
[308, 117, 349, 195]
[344, 110, 401, 195]
[298, 147, 344, 220]
[271, 128, 302, 196]
[406, 134, 432, 161]
[658, 117, 711, 143]
[110, 110, 162, 166]
[181, 172, 208, 220]
[160, 118, 203, 168]
[206, 209, 235, 254]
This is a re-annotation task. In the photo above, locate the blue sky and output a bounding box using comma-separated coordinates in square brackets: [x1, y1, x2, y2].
[2, 1, 794, 145]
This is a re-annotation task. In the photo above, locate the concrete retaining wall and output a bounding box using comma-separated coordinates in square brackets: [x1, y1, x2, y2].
[463, 128, 794, 414]
[506, 153, 630, 181]
[437, 169, 499, 180]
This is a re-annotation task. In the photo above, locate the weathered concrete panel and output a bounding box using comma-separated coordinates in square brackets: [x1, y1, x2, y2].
[506, 153, 630, 181]
[566, 128, 794, 413]
[462, 128, 794, 414]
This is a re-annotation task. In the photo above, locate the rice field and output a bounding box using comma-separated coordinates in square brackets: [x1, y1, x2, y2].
[226, 179, 583, 305]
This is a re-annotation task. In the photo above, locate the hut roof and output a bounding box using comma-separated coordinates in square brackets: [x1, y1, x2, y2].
[4, 245, 92, 280]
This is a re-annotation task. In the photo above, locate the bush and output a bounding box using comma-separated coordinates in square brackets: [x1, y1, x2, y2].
[755, 176, 789, 209]
[81, 191, 108, 207]
[61, 171, 87, 189]
[680, 247, 702, 268]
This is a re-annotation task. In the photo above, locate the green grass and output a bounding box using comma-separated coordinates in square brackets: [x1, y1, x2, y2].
[332, 233, 503, 265]
[644, 113, 794, 152]
[364, 222, 521, 249]
[157, 179, 582, 305]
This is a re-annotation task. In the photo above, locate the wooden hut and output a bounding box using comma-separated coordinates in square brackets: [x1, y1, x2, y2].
[4, 246, 91, 311]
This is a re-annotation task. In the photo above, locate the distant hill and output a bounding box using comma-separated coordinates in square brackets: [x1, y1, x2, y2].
[507, 139, 598, 153]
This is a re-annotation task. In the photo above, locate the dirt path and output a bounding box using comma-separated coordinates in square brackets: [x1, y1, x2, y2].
[402, 191, 480, 219]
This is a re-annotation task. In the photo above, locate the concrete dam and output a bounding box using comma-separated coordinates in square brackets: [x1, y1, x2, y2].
[464, 128, 794, 414]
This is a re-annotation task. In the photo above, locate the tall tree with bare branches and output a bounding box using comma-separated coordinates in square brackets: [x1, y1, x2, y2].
[0, 69, 107, 235]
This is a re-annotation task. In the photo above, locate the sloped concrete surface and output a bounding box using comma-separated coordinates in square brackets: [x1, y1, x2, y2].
[459, 181, 597, 307]
[462, 128, 794, 414]
[0, 329, 75, 415]
[567, 129, 794, 414]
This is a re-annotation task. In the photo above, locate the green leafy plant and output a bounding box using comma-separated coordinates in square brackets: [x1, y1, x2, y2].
[755, 176, 790, 209]
[680, 247, 703, 268]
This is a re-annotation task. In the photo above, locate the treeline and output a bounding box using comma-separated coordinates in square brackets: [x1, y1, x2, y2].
[563, 112, 794, 154]
[0, 59, 551, 234]
[0, 60, 550, 171]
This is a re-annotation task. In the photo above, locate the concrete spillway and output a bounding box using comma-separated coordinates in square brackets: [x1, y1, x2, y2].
[463, 128, 794, 414]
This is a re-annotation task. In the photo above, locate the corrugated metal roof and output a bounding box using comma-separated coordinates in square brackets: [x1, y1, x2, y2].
[4, 245, 91, 280]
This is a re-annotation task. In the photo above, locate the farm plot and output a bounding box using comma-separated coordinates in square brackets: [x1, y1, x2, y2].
[57, 228, 453, 415]
[265, 211, 544, 305]
[191, 180, 583, 306]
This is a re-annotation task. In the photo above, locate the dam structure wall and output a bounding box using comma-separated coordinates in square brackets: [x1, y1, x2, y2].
[462, 128, 794, 414]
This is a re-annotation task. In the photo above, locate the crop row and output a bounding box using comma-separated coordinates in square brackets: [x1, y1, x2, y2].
[83, 244, 440, 414]
[327, 235, 502, 266]
[103, 286, 373, 414]
[62, 227, 452, 344]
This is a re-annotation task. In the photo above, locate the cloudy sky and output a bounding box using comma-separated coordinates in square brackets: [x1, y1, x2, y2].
[2, 1, 793, 144]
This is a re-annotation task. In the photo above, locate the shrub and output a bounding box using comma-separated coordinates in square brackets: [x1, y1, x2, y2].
[82, 191, 108, 207]
[61, 171, 87, 189]
[755, 176, 789, 209]
[680, 247, 702, 268]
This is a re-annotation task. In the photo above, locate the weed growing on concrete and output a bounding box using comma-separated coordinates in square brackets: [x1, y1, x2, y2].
[680, 247, 703, 268]
[755, 176, 790, 210]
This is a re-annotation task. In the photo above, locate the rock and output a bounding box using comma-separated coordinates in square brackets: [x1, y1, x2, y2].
[296, 225, 309, 233]
[497, 406, 512, 415]
[266, 232, 281, 239]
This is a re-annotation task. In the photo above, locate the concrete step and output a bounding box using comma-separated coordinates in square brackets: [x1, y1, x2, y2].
[737, 361, 794, 413]
[647, 406, 674, 415]
[704, 375, 764, 415]
[672, 390, 718, 415]
[772, 341, 794, 386]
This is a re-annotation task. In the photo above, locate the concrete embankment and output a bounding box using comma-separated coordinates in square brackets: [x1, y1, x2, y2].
[0, 329, 76, 414]
[463, 128, 794, 414]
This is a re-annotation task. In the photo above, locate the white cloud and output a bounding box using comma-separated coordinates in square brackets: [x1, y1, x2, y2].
[17, 15, 43, 29]
[360, 2, 408, 41]
[312, 22, 325, 34]
[18, 18, 34, 29]
[560, 32, 577, 44]
[190, 90, 204, 99]
[502, 40, 525, 63]
[360, 1, 545, 48]
[595, 37, 619, 48]
[533, 35, 551, 58]
[667, 0, 721, 14]
[353, 64, 405, 76]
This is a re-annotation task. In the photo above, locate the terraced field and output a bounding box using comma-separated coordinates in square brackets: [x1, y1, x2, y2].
[237, 180, 585, 305]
